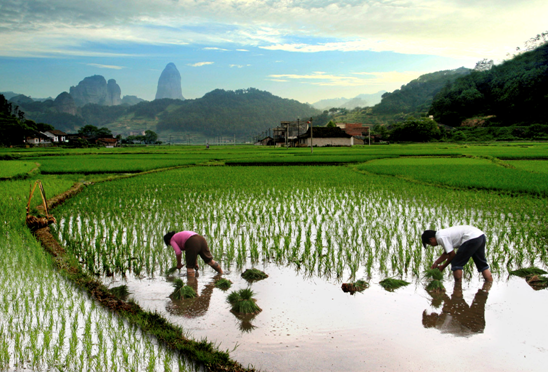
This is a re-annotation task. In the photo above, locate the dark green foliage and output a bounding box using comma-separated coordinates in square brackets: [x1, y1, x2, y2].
[241, 268, 268, 281]
[157, 88, 319, 137]
[215, 278, 233, 291]
[166, 266, 179, 275]
[227, 288, 261, 315]
[509, 267, 548, 277]
[109, 285, 130, 298]
[389, 117, 441, 142]
[373, 68, 471, 115]
[78, 124, 113, 138]
[430, 43, 548, 126]
[80, 104, 127, 126]
[379, 278, 410, 291]
[424, 268, 444, 281]
[169, 278, 197, 300]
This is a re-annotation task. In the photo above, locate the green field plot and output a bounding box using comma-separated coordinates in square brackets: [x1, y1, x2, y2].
[359, 157, 548, 196]
[0, 160, 36, 179]
[507, 160, 548, 174]
[28, 154, 209, 174]
[52, 165, 546, 281]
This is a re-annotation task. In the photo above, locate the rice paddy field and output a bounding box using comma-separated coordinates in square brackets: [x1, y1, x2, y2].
[1, 143, 548, 371]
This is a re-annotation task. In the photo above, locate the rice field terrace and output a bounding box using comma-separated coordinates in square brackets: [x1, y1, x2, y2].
[1, 143, 548, 371]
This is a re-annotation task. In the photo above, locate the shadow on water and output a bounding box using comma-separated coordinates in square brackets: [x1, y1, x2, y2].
[422, 281, 491, 336]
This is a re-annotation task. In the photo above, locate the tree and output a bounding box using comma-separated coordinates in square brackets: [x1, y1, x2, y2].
[389, 117, 441, 142]
[326, 120, 337, 128]
[78, 124, 112, 138]
[144, 130, 158, 144]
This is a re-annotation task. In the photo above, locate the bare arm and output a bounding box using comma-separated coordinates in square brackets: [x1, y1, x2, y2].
[432, 251, 456, 271]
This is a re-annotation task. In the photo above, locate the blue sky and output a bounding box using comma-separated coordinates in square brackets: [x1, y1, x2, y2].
[1, 0, 547, 103]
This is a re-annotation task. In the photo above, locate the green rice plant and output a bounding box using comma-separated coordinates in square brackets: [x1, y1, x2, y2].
[165, 266, 179, 275]
[110, 285, 131, 298]
[425, 279, 445, 292]
[227, 288, 261, 315]
[241, 268, 268, 282]
[169, 279, 196, 300]
[379, 278, 410, 292]
[214, 278, 233, 291]
[424, 268, 444, 281]
[509, 267, 548, 277]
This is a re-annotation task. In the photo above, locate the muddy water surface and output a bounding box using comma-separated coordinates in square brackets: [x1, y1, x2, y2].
[108, 264, 548, 371]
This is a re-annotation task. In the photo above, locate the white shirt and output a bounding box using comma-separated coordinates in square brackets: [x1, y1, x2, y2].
[435, 225, 484, 254]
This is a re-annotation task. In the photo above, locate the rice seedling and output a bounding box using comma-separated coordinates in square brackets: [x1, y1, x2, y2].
[166, 266, 180, 275]
[379, 278, 410, 292]
[227, 288, 262, 315]
[241, 268, 268, 282]
[525, 274, 548, 290]
[509, 267, 548, 277]
[215, 278, 233, 291]
[109, 285, 131, 298]
[169, 279, 197, 300]
[424, 268, 444, 281]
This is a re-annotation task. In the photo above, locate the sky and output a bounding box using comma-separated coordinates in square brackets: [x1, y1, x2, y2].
[0, 0, 547, 104]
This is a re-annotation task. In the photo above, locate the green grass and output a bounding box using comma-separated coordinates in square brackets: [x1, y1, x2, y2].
[0, 160, 36, 179]
[359, 157, 548, 196]
[379, 278, 410, 291]
[507, 160, 548, 174]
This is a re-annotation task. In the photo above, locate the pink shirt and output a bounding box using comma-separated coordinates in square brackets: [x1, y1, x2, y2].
[170, 231, 198, 255]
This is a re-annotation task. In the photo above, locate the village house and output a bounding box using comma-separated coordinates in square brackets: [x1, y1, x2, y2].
[274, 121, 310, 147]
[25, 131, 52, 145]
[96, 138, 119, 148]
[336, 122, 373, 145]
[298, 126, 353, 147]
[42, 129, 67, 143]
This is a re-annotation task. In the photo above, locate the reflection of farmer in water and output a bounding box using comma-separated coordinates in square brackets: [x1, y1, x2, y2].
[163, 231, 223, 277]
[423, 281, 491, 335]
[422, 225, 493, 282]
[166, 275, 219, 318]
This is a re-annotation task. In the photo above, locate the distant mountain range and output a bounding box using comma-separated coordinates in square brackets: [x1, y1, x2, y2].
[312, 91, 386, 110]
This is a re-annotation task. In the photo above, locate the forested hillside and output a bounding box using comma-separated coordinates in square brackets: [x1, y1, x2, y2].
[372, 67, 471, 115]
[429, 43, 548, 126]
[156, 88, 319, 137]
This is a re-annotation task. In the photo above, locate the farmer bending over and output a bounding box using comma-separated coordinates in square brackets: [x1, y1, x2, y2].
[164, 231, 223, 277]
[422, 225, 493, 282]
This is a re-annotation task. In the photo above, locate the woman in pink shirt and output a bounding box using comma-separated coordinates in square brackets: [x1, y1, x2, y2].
[163, 231, 223, 277]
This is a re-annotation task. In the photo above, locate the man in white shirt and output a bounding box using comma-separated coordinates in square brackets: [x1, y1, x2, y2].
[421, 225, 493, 282]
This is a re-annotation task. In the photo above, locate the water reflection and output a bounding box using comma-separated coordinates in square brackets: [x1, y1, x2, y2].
[422, 282, 491, 336]
[166, 274, 222, 318]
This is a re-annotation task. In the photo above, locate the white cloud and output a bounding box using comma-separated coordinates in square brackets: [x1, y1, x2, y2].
[229, 64, 251, 68]
[204, 47, 229, 51]
[269, 70, 427, 87]
[0, 0, 547, 60]
[236, 49, 249, 52]
[188, 61, 214, 67]
[86, 63, 126, 69]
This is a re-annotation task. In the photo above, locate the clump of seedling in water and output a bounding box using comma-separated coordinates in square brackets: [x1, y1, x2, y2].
[169, 279, 196, 300]
[509, 267, 548, 290]
[165, 266, 179, 276]
[109, 285, 131, 299]
[227, 288, 262, 315]
[424, 268, 445, 293]
[241, 268, 268, 282]
[379, 278, 410, 292]
[341, 279, 369, 294]
[215, 278, 233, 291]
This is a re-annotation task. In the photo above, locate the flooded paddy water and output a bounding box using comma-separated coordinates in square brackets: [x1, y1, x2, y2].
[51, 165, 548, 370]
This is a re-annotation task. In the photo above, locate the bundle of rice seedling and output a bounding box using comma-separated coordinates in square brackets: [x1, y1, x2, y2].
[169, 279, 197, 300]
[424, 268, 445, 293]
[424, 268, 444, 281]
[166, 266, 179, 275]
[379, 278, 410, 291]
[227, 288, 261, 315]
[109, 285, 130, 298]
[425, 279, 445, 292]
[341, 279, 369, 293]
[215, 278, 233, 291]
[241, 268, 268, 282]
[509, 267, 548, 278]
